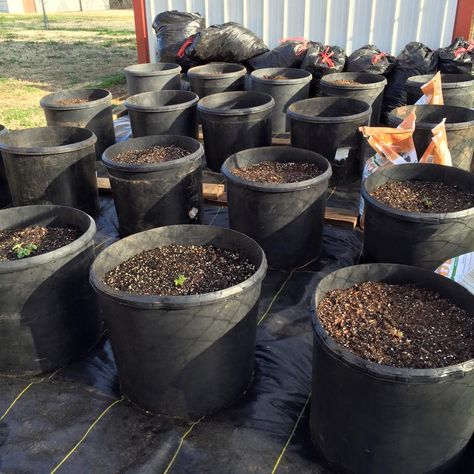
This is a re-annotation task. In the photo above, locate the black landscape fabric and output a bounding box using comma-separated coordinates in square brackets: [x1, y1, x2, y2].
[0, 185, 473, 473]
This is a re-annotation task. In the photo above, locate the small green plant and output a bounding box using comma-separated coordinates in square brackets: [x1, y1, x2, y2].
[12, 242, 38, 259]
[421, 196, 433, 209]
[174, 274, 187, 287]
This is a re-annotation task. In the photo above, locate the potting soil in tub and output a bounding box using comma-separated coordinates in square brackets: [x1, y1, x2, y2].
[112, 145, 189, 165]
[332, 79, 363, 85]
[371, 180, 474, 213]
[318, 281, 474, 368]
[261, 74, 290, 80]
[56, 98, 94, 106]
[1, 130, 473, 471]
[231, 161, 322, 184]
[0, 225, 80, 260]
[102, 244, 256, 296]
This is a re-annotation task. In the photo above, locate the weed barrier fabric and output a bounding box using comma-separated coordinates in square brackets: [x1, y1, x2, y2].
[0, 189, 473, 472]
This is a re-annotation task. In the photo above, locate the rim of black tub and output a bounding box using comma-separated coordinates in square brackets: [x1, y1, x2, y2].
[406, 73, 474, 91]
[188, 62, 247, 80]
[197, 91, 275, 117]
[221, 145, 332, 193]
[125, 90, 199, 113]
[102, 135, 204, 173]
[362, 163, 474, 224]
[320, 72, 387, 90]
[0, 126, 97, 156]
[388, 104, 474, 131]
[124, 62, 182, 76]
[287, 97, 372, 124]
[40, 88, 112, 111]
[311, 263, 474, 382]
[250, 67, 313, 86]
[0, 205, 95, 274]
[90, 224, 268, 309]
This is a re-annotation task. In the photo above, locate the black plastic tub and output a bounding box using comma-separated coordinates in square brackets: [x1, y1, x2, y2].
[0, 205, 101, 375]
[222, 146, 332, 269]
[0, 124, 10, 207]
[188, 62, 246, 98]
[124, 63, 182, 96]
[90, 224, 267, 419]
[362, 163, 474, 270]
[288, 97, 371, 183]
[320, 72, 387, 125]
[198, 91, 274, 172]
[249, 67, 312, 133]
[311, 263, 474, 474]
[40, 88, 115, 160]
[102, 135, 204, 236]
[388, 104, 474, 172]
[0, 126, 99, 215]
[125, 90, 199, 139]
[406, 73, 474, 108]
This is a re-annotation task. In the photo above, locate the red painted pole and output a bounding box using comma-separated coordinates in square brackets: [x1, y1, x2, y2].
[452, 0, 474, 40]
[132, 0, 150, 63]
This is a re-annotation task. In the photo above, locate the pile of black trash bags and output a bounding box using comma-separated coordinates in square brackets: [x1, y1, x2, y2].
[153, 10, 474, 122]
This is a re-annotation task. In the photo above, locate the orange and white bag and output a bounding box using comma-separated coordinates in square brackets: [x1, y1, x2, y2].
[359, 112, 418, 217]
[415, 71, 444, 105]
[419, 118, 452, 166]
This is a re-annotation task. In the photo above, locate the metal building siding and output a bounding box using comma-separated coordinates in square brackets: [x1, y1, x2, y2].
[145, 0, 458, 61]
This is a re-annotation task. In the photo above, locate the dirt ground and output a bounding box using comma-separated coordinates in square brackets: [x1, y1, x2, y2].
[0, 10, 137, 129]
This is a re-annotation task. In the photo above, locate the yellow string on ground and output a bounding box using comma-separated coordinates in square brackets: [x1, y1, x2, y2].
[0, 381, 36, 422]
[257, 270, 295, 325]
[258, 256, 320, 326]
[271, 391, 312, 474]
[50, 396, 124, 474]
[155, 250, 320, 473]
[94, 235, 117, 252]
[162, 416, 204, 474]
[209, 206, 221, 226]
[0, 368, 61, 422]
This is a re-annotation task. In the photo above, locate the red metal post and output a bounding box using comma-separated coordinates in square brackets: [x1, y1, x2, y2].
[132, 0, 150, 63]
[452, 0, 474, 40]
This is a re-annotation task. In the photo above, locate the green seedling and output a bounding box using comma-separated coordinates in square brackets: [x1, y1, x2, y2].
[174, 274, 187, 287]
[12, 242, 38, 259]
[421, 197, 433, 209]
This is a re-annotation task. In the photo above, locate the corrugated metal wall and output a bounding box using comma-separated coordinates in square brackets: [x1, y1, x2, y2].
[145, 0, 458, 61]
[33, 0, 110, 12]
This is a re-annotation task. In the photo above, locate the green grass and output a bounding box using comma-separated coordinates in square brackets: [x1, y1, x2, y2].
[0, 10, 136, 129]
[93, 72, 126, 89]
[1, 108, 44, 128]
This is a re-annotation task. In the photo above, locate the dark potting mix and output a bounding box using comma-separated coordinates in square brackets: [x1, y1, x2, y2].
[56, 97, 95, 106]
[262, 74, 290, 80]
[370, 180, 474, 213]
[198, 71, 224, 76]
[0, 225, 80, 261]
[332, 79, 363, 85]
[112, 145, 189, 165]
[102, 244, 256, 296]
[318, 282, 474, 369]
[231, 161, 322, 184]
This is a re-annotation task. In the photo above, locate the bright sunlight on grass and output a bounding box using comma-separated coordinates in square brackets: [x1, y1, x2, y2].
[0, 10, 137, 129]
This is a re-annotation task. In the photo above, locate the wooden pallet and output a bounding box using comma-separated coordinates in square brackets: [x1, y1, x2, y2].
[97, 177, 358, 229]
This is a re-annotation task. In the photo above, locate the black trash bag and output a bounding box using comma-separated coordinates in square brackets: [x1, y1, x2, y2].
[346, 44, 395, 75]
[381, 41, 438, 123]
[175, 33, 205, 71]
[185, 22, 269, 63]
[247, 38, 309, 70]
[300, 43, 345, 95]
[152, 10, 205, 66]
[438, 38, 474, 75]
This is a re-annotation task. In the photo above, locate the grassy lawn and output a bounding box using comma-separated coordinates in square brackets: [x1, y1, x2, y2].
[0, 10, 137, 129]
